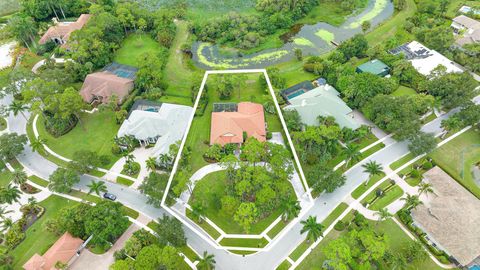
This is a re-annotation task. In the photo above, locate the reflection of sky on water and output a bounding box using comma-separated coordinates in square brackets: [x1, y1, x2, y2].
[192, 0, 394, 69]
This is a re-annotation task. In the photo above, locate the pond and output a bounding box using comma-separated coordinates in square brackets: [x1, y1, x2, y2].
[192, 0, 394, 69]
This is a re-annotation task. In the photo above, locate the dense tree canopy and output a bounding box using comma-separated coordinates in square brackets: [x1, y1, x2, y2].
[0, 133, 28, 160]
[337, 72, 398, 109]
[364, 94, 432, 140]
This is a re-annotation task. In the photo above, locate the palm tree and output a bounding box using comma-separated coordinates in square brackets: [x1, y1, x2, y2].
[191, 203, 205, 223]
[418, 182, 435, 197]
[30, 137, 46, 154]
[87, 180, 108, 196]
[344, 144, 362, 168]
[9, 100, 29, 121]
[12, 169, 28, 187]
[146, 157, 157, 171]
[0, 184, 22, 205]
[197, 251, 216, 270]
[391, 253, 408, 270]
[401, 194, 423, 210]
[0, 206, 13, 219]
[280, 197, 301, 222]
[361, 160, 383, 186]
[374, 208, 393, 225]
[24, 197, 38, 215]
[1, 217, 14, 231]
[300, 216, 324, 243]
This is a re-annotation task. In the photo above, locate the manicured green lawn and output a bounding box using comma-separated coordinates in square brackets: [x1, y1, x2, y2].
[391, 86, 417, 97]
[296, 218, 442, 270]
[368, 185, 403, 211]
[321, 202, 348, 228]
[28, 175, 49, 187]
[362, 180, 404, 210]
[163, 21, 198, 99]
[290, 240, 312, 261]
[114, 34, 163, 68]
[276, 260, 291, 270]
[0, 117, 7, 131]
[116, 177, 134, 186]
[219, 237, 268, 248]
[0, 169, 12, 188]
[188, 170, 294, 235]
[36, 110, 122, 169]
[10, 195, 81, 269]
[351, 173, 385, 199]
[186, 209, 222, 239]
[266, 220, 288, 239]
[429, 129, 480, 198]
[390, 153, 415, 170]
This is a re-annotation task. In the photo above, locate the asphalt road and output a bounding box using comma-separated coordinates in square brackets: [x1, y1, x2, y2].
[2, 93, 479, 269]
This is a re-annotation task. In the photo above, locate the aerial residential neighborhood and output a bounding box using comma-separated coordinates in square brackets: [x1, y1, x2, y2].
[0, 0, 479, 270]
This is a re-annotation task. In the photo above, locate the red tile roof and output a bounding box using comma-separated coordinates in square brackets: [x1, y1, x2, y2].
[23, 232, 83, 270]
[210, 102, 266, 146]
[39, 14, 91, 45]
[80, 72, 134, 104]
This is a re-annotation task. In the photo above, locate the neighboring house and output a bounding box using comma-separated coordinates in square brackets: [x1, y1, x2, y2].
[389, 41, 463, 76]
[39, 14, 91, 48]
[451, 15, 480, 46]
[283, 84, 360, 130]
[356, 59, 390, 77]
[411, 166, 480, 267]
[23, 232, 84, 270]
[80, 72, 134, 104]
[117, 101, 193, 157]
[210, 102, 266, 146]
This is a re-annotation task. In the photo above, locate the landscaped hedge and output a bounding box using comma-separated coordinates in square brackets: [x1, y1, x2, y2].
[43, 113, 78, 137]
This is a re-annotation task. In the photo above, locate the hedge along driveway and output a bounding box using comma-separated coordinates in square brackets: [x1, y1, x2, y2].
[36, 110, 122, 169]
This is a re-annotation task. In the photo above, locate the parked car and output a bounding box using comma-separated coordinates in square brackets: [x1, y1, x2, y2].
[103, 193, 117, 201]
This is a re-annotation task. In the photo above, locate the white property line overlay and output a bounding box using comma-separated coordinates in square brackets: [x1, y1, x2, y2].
[160, 69, 314, 251]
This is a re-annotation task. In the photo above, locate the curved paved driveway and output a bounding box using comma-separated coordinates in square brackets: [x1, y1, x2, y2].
[3, 92, 479, 270]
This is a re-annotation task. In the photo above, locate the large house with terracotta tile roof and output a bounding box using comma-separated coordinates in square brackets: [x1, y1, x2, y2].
[23, 232, 83, 270]
[80, 72, 134, 105]
[39, 14, 91, 48]
[210, 102, 266, 146]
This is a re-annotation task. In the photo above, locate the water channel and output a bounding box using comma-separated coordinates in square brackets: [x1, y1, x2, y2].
[191, 0, 394, 69]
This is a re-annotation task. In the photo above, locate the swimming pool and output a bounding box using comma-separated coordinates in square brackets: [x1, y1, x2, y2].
[287, 89, 307, 100]
[469, 265, 480, 270]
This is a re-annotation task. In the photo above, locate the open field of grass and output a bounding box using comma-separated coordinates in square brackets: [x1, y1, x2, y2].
[365, 0, 416, 46]
[114, 34, 163, 68]
[163, 21, 198, 100]
[36, 110, 122, 169]
[298, 0, 368, 26]
[9, 195, 80, 269]
[0, 0, 20, 17]
[296, 218, 442, 270]
[391, 86, 417, 97]
[429, 129, 480, 198]
[188, 170, 293, 235]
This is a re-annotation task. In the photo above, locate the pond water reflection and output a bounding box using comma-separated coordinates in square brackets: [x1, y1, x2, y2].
[192, 0, 394, 69]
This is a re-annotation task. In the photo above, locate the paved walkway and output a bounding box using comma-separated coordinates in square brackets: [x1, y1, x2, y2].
[3, 88, 478, 270]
